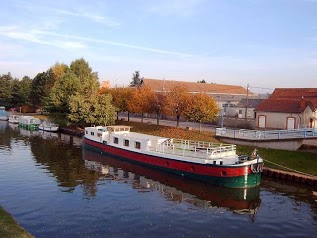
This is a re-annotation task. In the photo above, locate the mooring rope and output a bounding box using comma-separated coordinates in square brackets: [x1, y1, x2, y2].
[263, 159, 317, 178]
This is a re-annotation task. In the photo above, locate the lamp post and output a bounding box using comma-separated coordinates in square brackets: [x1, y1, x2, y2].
[221, 108, 224, 128]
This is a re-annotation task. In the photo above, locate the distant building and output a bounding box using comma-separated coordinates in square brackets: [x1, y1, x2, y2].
[226, 99, 264, 119]
[100, 80, 111, 89]
[140, 78, 259, 115]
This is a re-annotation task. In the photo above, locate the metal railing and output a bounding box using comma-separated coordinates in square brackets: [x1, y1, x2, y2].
[216, 127, 317, 140]
[148, 138, 236, 160]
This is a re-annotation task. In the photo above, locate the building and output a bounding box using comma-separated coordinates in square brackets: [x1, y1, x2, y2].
[254, 88, 317, 129]
[140, 78, 257, 114]
[226, 99, 264, 119]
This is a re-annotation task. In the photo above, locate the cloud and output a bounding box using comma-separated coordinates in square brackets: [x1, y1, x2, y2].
[0, 26, 86, 49]
[0, 26, 193, 57]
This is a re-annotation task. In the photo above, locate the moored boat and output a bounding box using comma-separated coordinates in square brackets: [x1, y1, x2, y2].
[18, 115, 41, 130]
[0, 106, 9, 121]
[8, 115, 20, 124]
[83, 125, 264, 188]
[39, 121, 59, 132]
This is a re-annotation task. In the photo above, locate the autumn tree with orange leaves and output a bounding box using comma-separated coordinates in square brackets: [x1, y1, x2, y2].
[128, 86, 156, 123]
[102, 87, 134, 121]
[184, 93, 219, 131]
[165, 85, 191, 127]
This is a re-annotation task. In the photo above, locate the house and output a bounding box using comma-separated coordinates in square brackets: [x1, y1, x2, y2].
[226, 99, 264, 119]
[140, 78, 257, 114]
[254, 88, 317, 129]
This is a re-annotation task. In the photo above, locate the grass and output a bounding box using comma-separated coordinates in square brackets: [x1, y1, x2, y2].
[118, 120, 317, 176]
[0, 207, 34, 238]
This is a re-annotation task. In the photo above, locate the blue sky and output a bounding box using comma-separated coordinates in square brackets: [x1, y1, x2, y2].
[0, 0, 316, 93]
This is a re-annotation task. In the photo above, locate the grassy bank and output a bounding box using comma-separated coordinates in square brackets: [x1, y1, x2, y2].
[119, 121, 317, 176]
[0, 206, 34, 238]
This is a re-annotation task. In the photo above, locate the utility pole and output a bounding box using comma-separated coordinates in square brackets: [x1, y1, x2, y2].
[244, 83, 249, 128]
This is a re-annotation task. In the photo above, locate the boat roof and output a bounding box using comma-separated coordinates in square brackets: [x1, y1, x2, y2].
[126, 132, 168, 141]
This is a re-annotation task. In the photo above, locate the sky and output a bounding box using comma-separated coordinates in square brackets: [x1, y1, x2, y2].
[0, 0, 317, 94]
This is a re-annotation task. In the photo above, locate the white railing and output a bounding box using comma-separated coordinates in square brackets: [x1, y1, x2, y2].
[216, 128, 317, 140]
[148, 138, 236, 160]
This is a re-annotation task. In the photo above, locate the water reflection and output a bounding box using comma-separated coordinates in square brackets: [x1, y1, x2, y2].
[83, 149, 261, 215]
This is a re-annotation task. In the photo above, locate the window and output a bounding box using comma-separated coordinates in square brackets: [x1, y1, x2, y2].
[239, 110, 243, 114]
[113, 137, 118, 144]
[135, 141, 141, 149]
[91, 132, 94, 136]
[97, 133, 102, 137]
[124, 139, 129, 147]
[86, 131, 88, 134]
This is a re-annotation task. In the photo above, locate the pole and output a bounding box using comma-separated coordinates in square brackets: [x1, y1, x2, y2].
[245, 83, 249, 128]
[221, 108, 224, 128]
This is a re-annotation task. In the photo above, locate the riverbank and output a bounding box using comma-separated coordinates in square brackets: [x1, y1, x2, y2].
[0, 206, 34, 238]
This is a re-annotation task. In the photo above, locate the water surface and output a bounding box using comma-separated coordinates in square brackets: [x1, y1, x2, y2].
[0, 121, 316, 237]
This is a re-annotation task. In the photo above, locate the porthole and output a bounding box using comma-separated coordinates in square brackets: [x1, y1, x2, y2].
[221, 171, 227, 176]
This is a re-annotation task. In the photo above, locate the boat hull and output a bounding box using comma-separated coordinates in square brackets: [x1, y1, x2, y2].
[39, 126, 59, 132]
[83, 138, 261, 188]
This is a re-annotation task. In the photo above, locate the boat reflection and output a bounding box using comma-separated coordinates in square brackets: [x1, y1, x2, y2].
[83, 149, 261, 215]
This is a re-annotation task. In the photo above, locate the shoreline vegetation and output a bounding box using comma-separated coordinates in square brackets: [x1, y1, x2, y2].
[0, 206, 34, 238]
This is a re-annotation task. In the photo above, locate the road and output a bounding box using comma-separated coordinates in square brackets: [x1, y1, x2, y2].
[119, 116, 217, 133]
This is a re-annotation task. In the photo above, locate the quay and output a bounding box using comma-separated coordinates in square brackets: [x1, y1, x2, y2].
[216, 128, 317, 151]
[262, 167, 317, 187]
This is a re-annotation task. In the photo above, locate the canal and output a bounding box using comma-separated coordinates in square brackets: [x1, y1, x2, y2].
[0, 121, 316, 237]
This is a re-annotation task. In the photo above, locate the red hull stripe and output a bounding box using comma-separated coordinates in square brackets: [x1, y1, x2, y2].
[84, 138, 252, 178]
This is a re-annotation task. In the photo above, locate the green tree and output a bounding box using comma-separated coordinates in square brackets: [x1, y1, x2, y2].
[30, 70, 55, 110]
[70, 58, 99, 97]
[184, 93, 219, 132]
[18, 76, 32, 105]
[10, 78, 21, 107]
[69, 93, 116, 126]
[47, 70, 80, 113]
[0, 73, 13, 107]
[130, 70, 142, 87]
[197, 79, 206, 83]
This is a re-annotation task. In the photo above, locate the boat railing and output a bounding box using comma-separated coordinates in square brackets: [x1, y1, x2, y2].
[148, 139, 236, 160]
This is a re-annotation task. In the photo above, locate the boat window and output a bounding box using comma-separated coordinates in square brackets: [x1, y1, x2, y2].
[213, 161, 216, 165]
[113, 137, 118, 144]
[86, 131, 88, 134]
[91, 132, 94, 136]
[135, 141, 141, 149]
[220, 161, 223, 165]
[124, 139, 129, 147]
[97, 133, 102, 137]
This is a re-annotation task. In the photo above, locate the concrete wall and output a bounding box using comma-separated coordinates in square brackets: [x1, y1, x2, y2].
[255, 108, 316, 129]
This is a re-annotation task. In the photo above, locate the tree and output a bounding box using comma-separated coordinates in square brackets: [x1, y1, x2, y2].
[30, 70, 55, 109]
[18, 76, 32, 106]
[70, 58, 99, 97]
[151, 92, 166, 125]
[50, 62, 68, 81]
[184, 93, 219, 132]
[104, 87, 133, 121]
[197, 79, 206, 83]
[47, 70, 80, 113]
[0, 73, 13, 107]
[165, 85, 190, 127]
[68, 93, 116, 126]
[128, 86, 156, 123]
[130, 70, 142, 87]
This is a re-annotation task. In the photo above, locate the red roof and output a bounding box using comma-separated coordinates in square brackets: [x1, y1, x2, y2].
[255, 99, 315, 113]
[270, 88, 317, 107]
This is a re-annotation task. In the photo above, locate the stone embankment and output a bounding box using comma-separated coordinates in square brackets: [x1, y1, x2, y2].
[262, 167, 317, 187]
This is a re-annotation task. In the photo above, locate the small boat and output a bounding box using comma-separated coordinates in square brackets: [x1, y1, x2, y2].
[8, 115, 20, 124]
[39, 121, 59, 132]
[18, 115, 41, 129]
[0, 106, 9, 121]
[83, 125, 264, 188]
